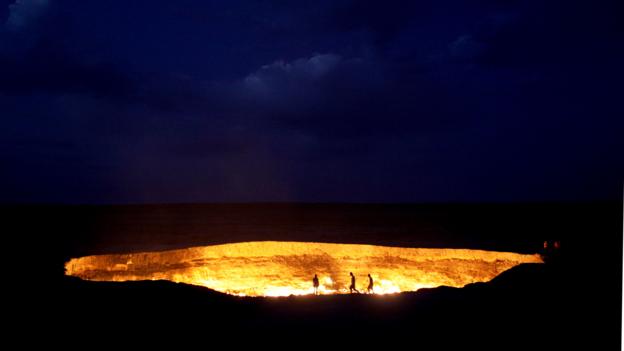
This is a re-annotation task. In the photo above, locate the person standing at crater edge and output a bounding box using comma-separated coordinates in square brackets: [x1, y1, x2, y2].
[349, 272, 359, 293]
[367, 274, 374, 294]
[313, 274, 320, 295]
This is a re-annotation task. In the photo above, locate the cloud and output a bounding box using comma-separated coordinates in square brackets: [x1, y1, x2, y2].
[460, 0, 624, 68]
[5, 0, 49, 31]
[330, 0, 420, 48]
[229, 52, 473, 141]
[0, 40, 136, 100]
[1, 0, 621, 202]
[448, 35, 485, 60]
[242, 53, 343, 101]
[247, 53, 341, 85]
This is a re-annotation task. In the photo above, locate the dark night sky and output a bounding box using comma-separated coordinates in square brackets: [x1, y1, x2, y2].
[1, 0, 622, 203]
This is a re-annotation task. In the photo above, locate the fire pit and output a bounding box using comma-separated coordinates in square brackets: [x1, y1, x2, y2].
[65, 241, 543, 297]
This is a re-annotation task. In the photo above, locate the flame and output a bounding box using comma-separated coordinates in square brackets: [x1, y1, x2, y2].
[65, 241, 542, 297]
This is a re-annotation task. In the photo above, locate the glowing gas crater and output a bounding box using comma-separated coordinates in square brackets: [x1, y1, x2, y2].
[65, 241, 543, 297]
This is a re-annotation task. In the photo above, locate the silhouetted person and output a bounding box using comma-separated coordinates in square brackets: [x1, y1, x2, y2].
[312, 274, 319, 295]
[367, 274, 374, 293]
[542, 239, 562, 264]
[349, 272, 359, 293]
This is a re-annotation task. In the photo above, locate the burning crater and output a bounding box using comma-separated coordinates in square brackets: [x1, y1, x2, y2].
[65, 241, 543, 297]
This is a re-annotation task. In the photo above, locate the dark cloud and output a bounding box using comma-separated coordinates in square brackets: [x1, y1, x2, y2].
[448, 35, 486, 61]
[4, 0, 48, 31]
[329, 0, 420, 48]
[226, 52, 475, 141]
[0, 0, 622, 203]
[0, 40, 136, 99]
[465, 0, 624, 67]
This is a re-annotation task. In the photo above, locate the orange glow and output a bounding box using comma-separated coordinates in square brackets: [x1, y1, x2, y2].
[65, 241, 543, 297]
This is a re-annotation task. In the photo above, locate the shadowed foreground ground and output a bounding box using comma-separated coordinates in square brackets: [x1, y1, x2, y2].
[44, 258, 602, 349]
